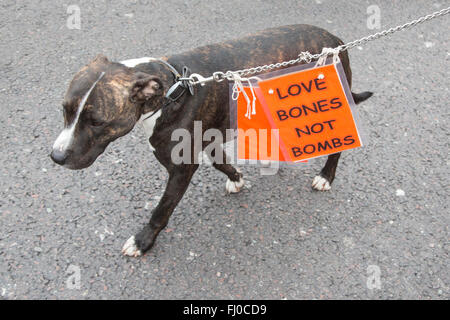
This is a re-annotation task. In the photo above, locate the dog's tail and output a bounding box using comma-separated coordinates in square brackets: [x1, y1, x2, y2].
[352, 91, 373, 104]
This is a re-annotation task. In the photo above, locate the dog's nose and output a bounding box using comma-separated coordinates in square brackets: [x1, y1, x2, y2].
[50, 149, 67, 165]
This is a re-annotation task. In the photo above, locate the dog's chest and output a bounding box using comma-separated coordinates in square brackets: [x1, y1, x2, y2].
[140, 110, 162, 151]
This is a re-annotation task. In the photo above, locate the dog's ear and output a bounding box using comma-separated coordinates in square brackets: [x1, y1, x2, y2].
[89, 54, 110, 67]
[93, 54, 109, 63]
[129, 73, 164, 103]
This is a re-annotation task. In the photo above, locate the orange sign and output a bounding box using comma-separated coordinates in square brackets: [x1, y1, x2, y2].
[236, 86, 286, 162]
[257, 63, 362, 162]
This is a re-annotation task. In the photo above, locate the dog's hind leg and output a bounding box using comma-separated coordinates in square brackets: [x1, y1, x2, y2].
[312, 91, 373, 191]
[312, 152, 341, 191]
[122, 164, 198, 256]
[210, 146, 244, 193]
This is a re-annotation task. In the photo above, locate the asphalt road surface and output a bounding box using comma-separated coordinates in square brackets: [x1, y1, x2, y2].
[0, 0, 449, 299]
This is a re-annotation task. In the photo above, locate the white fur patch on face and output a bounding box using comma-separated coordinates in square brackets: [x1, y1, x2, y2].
[52, 127, 75, 153]
[53, 72, 105, 153]
[226, 177, 245, 193]
[141, 110, 162, 151]
[121, 236, 142, 257]
[119, 57, 156, 68]
[312, 175, 331, 191]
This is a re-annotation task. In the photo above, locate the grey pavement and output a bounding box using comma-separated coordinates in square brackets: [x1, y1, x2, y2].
[0, 0, 449, 299]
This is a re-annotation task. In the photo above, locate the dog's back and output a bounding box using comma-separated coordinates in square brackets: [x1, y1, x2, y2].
[159, 24, 355, 142]
[169, 24, 352, 86]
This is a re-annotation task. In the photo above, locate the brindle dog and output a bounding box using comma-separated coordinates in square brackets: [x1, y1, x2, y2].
[51, 25, 372, 256]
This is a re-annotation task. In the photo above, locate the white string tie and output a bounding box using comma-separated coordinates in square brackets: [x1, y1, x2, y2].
[315, 47, 341, 67]
[230, 73, 258, 119]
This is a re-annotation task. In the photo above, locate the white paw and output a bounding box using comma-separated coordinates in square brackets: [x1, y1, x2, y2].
[312, 175, 331, 191]
[121, 236, 142, 257]
[226, 177, 245, 193]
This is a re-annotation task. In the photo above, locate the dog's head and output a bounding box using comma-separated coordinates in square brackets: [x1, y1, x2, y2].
[50, 55, 164, 169]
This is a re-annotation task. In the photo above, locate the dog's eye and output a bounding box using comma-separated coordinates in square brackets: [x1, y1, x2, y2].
[84, 109, 105, 127]
[90, 118, 105, 127]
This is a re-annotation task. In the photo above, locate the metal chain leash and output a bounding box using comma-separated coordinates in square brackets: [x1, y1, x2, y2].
[336, 6, 450, 53]
[181, 6, 450, 86]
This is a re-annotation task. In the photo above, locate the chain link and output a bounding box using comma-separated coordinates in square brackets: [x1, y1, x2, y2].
[336, 6, 450, 53]
[188, 6, 449, 84]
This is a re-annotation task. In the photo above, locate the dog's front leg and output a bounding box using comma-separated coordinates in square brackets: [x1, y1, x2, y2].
[122, 164, 198, 257]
